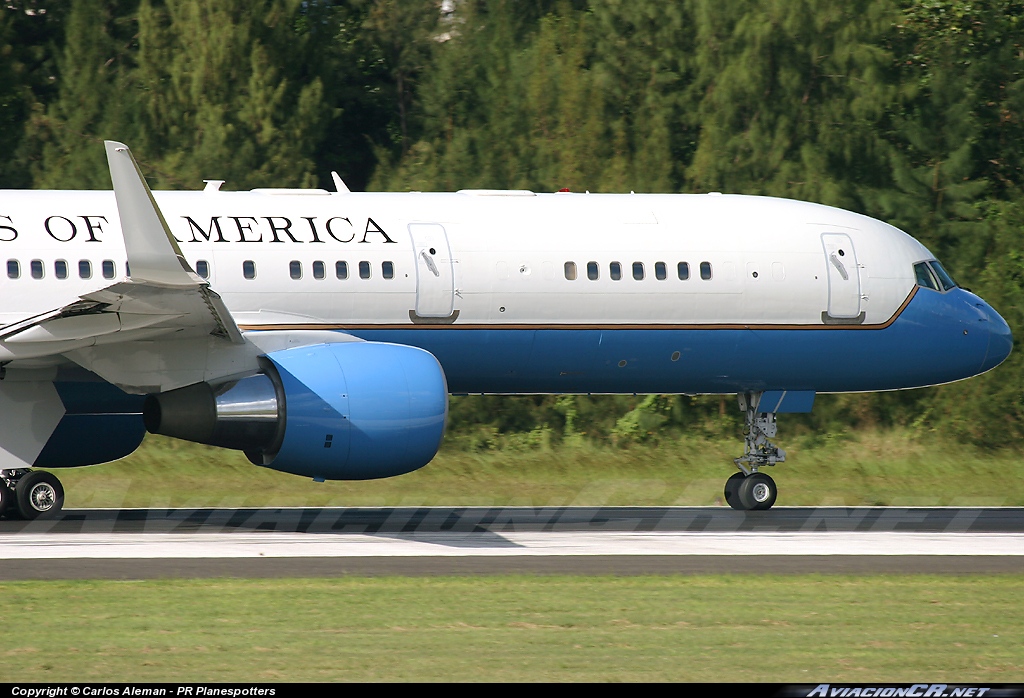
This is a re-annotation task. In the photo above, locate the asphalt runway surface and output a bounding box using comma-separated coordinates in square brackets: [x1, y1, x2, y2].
[1, 506, 1022, 579]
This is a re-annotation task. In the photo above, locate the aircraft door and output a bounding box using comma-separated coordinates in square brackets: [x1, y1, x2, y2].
[408, 223, 455, 317]
[821, 233, 861, 319]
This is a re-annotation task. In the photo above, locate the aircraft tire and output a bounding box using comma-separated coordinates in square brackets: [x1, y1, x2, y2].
[15, 471, 64, 520]
[724, 472, 747, 510]
[739, 472, 777, 511]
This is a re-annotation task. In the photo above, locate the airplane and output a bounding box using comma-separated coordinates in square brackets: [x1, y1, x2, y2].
[0, 140, 1012, 518]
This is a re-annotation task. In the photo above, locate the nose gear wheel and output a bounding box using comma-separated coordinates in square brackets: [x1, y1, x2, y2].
[725, 392, 785, 511]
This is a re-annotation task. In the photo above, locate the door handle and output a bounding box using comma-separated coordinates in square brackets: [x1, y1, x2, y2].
[421, 250, 440, 277]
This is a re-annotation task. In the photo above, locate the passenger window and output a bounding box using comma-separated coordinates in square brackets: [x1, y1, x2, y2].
[102, 260, 115, 279]
[632, 262, 644, 281]
[313, 261, 326, 280]
[655, 262, 667, 280]
[564, 262, 577, 280]
[678, 262, 690, 280]
[359, 261, 371, 279]
[30, 259, 43, 279]
[195, 260, 210, 279]
[7, 260, 19, 279]
[914, 262, 938, 291]
[610, 261, 622, 280]
[336, 261, 348, 280]
[243, 260, 256, 279]
[587, 261, 599, 280]
[79, 260, 92, 279]
[55, 260, 68, 279]
[290, 261, 302, 279]
[382, 261, 395, 279]
[700, 262, 712, 280]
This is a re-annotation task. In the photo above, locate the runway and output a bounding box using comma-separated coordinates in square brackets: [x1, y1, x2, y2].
[1, 506, 1021, 578]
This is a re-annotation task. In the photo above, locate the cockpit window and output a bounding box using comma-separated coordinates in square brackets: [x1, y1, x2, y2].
[917, 260, 954, 292]
[914, 262, 939, 291]
[929, 261, 957, 291]
[915, 260, 958, 292]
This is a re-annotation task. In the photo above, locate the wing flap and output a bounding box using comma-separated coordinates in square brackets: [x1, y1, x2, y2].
[3, 311, 185, 343]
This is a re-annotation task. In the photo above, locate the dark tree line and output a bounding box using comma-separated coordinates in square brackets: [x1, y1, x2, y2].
[2, 0, 1023, 447]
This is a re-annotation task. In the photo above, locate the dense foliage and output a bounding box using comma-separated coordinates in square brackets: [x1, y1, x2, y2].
[2, 0, 1022, 448]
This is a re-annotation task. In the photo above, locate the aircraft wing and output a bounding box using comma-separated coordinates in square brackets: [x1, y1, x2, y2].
[0, 141, 243, 349]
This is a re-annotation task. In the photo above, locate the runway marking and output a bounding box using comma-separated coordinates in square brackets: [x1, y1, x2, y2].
[1, 531, 1022, 559]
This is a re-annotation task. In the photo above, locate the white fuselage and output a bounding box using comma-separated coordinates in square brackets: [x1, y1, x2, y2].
[0, 189, 925, 331]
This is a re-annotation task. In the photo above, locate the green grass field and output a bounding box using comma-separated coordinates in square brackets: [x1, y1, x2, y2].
[1, 576, 1021, 682]
[51, 430, 1024, 508]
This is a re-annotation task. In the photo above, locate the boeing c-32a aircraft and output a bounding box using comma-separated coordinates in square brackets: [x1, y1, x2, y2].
[0, 141, 1012, 518]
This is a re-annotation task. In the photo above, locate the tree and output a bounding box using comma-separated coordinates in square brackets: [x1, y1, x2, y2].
[371, 0, 696, 193]
[362, 0, 442, 156]
[587, 0, 694, 192]
[0, 5, 31, 187]
[872, 1, 1024, 273]
[26, 0, 138, 189]
[686, 0, 898, 210]
[132, 0, 331, 189]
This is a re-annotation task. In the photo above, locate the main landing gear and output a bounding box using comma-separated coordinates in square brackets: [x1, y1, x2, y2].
[0, 469, 65, 520]
[724, 392, 784, 511]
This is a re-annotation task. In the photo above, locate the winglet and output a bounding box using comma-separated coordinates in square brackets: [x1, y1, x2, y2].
[104, 141, 244, 344]
[104, 140, 198, 287]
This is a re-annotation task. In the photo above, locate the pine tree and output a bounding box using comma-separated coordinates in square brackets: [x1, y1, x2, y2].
[362, 0, 442, 157]
[133, 0, 331, 189]
[19, 0, 136, 189]
[369, 0, 528, 190]
[308, 0, 396, 191]
[686, 0, 897, 210]
[873, 1, 1024, 274]
[371, 0, 696, 194]
[0, 2, 73, 188]
[587, 0, 694, 192]
[0, 6, 29, 187]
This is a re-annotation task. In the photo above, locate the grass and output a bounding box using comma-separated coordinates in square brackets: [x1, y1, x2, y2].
[0, 575, 1021, 682]
[50, 430, 1024, 509]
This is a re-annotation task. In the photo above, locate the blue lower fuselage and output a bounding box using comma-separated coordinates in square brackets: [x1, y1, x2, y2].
[345, 287, 1012, 395]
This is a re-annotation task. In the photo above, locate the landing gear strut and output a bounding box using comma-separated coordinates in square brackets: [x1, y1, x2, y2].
[725, 392, 784, 511]
[0, 469, 65, 520]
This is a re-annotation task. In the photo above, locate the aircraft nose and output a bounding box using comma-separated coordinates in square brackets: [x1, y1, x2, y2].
[978, 301, 1013, 373]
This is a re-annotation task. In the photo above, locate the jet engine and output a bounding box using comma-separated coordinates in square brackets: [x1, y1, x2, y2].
[143, 342, 448, 480]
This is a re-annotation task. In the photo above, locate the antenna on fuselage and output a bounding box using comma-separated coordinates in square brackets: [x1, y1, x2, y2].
[331, 172, 351, 194]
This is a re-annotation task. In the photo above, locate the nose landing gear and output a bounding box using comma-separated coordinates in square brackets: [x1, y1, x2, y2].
[0, 469, 65, 520]
[725, 392, 785, 511]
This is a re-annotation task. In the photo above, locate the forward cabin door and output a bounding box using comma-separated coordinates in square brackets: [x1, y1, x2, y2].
[408, 223, 455, 317]
[821, 232, 861, 319]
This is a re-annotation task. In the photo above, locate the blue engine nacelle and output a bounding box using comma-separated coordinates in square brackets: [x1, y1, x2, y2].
[143, 342, 448, 480]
